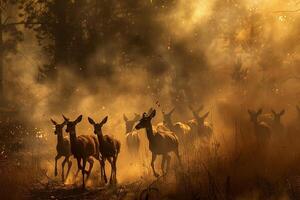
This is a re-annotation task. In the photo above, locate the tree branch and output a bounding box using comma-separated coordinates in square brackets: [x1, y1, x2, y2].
[1, 21, 53, 28]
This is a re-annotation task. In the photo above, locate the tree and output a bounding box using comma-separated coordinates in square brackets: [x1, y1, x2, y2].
[0, 0, 23, 104]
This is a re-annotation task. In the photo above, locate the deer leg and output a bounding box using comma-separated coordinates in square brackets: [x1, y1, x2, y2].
[113, 155, 118, 184]
[61, 157, 67, 182]
[85, 157, 94, 181]
[161, 155, 166, 175]
[75, 157, 82, 179]
[174, 148, 183, 168]
[65, 157, 72, 181]
[101, 158, 108, 184]
[107, 158, 114, 184]
[151, 153, 159, 177]
[98, 157, 107, 184]
[54, 154, 62, 177]
[82, 158, 87, 189]
[165, 154, 171, 174]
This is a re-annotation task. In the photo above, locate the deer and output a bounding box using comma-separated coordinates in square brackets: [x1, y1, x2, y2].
[88, 116, 121, 184]
[63, 115, 104, 189]
[123, 113, 141, 155]
[187, 105, 213, 139]
[135, 108, 181, 177]
[159, 108, 191, 141]
[50, 119, 72, 182]
[270, 109, 285, 134]
[248, 109, 271, 144]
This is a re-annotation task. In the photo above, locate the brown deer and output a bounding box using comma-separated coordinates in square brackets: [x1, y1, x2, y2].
[123, 113, 140, 155]
[135, 108, 181, 177]
[160, 108, 191, 141]
[50, 119, 72, 182]
[88, 116, 120, 184]
[248, 109, 271, 143]
[271, 109, 285, 134]
[188, 105, 213, 139]
[63, 115, 104, 188]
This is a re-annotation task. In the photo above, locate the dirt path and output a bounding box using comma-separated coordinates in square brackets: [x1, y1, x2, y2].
[28, 180, 149, 200]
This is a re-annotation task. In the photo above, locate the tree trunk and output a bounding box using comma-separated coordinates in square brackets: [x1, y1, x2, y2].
[0, 3, 4, 104]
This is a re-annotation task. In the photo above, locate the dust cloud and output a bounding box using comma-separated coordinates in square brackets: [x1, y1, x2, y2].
[3, 0, 300, 198]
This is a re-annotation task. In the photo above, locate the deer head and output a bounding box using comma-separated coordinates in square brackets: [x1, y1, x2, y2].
[188, 105, 204, 118]
[63, 115, 82, 135]
[135, 108, 156, 130]
[271, 109, 285, 123]
[123, 113, 141, 134]
[189, 105, 208, 125]
[88, 116, 108, 135]
[50, 119, 66, 135]
[162, 108, 175, 126]
[248, 109, 263, 123]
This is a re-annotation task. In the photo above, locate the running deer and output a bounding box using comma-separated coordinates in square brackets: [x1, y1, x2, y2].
[50, 119, 72, 182]
[188, 105, 213, 139]
[248, 109, 271, 143]
[160, 108, 191, 140]
[271, 109, 285, 134]
[63, 115, 104, 188]
[123, 113, 140, 155]
[135, 108, 181, 177]
[88, 116, 120, 184]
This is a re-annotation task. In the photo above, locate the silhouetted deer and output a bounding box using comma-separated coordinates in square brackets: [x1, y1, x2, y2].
[188, 105, 213, 139]
[135, 108, 181, 177]
[88, 116, 120, 184]
[63, 115, 104, 188]
[248, 109, 271, 143]
[271, 109, 285, 134]
[160, 108, 191, 141]
[50, 119, 72, 182]
[123, 113, 140, 155]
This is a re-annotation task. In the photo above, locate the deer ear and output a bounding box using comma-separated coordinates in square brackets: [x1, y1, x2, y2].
[75, 115, 82, 123]
[88, 117, 95, 125]
[280, 109, 285, 116]
[101, 116, 108, 124]
[61, 120, 67, 126]
[147, 108, 153, 116]
[248, 109, 252, 115]
[123, 114, 128, 122]
[50, 119, 57, 125]
[202, 112, 209, 119]
[134, 113, 141, 121]
[169, 107, 175, 115]
[271, 109, 276, 115]
[149, 109, 156, 119]
[62, 115, 69, 122]
[257, 108, 263, 115]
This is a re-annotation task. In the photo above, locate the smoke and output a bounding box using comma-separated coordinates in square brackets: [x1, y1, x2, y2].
[3, 0, 300, 196]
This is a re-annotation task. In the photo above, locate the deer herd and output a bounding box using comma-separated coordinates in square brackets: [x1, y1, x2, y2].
[50, 104, 298, 188]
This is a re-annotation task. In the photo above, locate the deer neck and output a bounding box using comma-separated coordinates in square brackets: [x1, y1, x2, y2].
[145, 123, 154, 142]
[57, 132, 64, 145]
[125, 121, 134, 134]
[165, 118, 175, 130]
[96, 130, 104, 145]
[69, 130, 78, 154]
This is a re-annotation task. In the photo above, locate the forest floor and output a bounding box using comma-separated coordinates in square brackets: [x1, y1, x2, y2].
[28, 182, 138, 200]
[27, 177, 163, 200]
